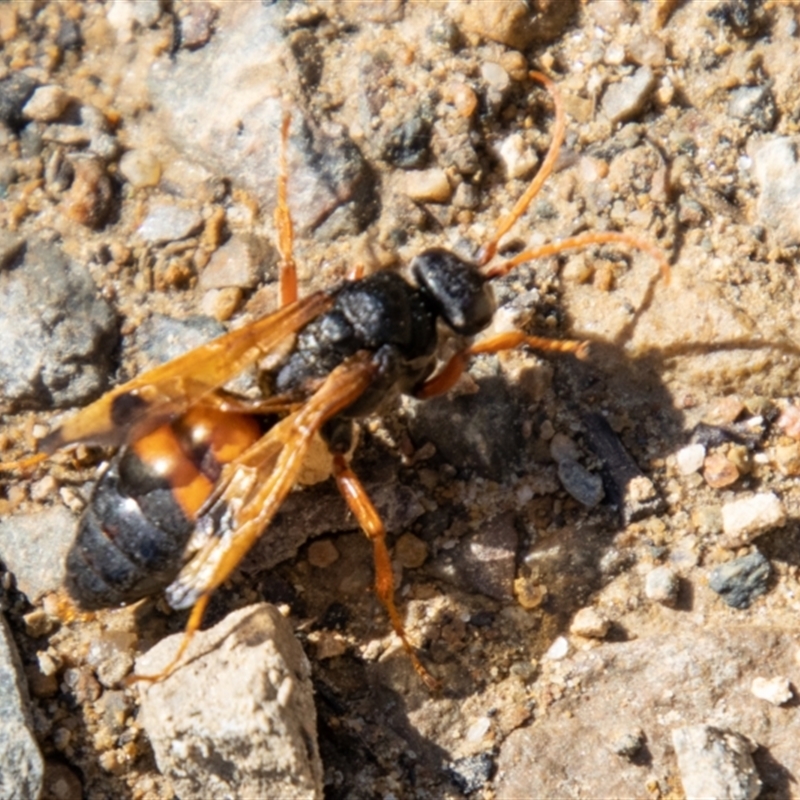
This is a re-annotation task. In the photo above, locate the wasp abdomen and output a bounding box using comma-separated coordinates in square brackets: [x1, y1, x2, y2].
[66, 411, 261, 610]
[66, 460, 194, 609]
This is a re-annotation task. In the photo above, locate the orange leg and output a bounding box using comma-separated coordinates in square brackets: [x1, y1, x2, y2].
[275, 112, 298, 308]
[332, 453, 440, 690]
[416, 330, 588, 400]
[128, 595, 209, 685]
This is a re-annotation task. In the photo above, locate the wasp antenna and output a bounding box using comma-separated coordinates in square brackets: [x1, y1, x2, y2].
[484, 230, 671, 287]
[276, 108, 298, 307]
[478, 70, 566, 267]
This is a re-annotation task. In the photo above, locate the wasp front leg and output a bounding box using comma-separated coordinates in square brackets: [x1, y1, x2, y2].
[332, 453, 439, 690]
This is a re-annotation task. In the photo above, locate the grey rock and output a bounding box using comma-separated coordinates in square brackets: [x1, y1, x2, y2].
[601, 67, 656, 123]
[136, 202, 204, 245]
[494, 627, 795, 799]
[708, 551, 771, 609]
[136, 603, 323, 800]
[405, 377, 526, 480]
[450, 511, 517, 601]
[0, 614, 44, 800]
[672, 725, 761, 800]
[0, 238, 117, 411]
[445, 752, 494, 795]
[751, 137, 800, 247]
[728, 84, 776, 131]
[557, 458, 604, 508]
[147, 3, 374, 234]
[0, 506, 75, 603]
[199, 234, 276, 290]
[0, 72, 38, 128]
[644, 565, 679, 607]
[134, 314, 225, 367]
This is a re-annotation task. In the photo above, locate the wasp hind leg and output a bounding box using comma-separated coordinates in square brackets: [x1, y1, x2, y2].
[332, 454, 440, 690]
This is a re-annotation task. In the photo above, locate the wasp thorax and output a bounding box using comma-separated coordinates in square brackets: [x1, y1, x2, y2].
[411, 248, 496, 336]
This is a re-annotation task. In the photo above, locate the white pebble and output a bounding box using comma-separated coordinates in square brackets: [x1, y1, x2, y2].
[645, 565, 679, 607]
[23, 85, 69, 122]
[400, 168, 451, 203]
[751, 676, 793, 706]
[544, 636, 570, 660]
[676, 443, 706, 475]
[569, 607, 610, 639]
[119, 149, 161, 188]
[495, 133, 538, 180]
[720, 492, 787, 547]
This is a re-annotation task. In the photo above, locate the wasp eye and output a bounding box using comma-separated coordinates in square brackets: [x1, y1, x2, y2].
[411, 248, 495, 336]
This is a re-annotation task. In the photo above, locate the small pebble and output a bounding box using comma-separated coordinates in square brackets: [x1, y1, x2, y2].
[307, 540, 339, 569]
[709, 551, 771, 609]
[676, 443, 706, 475]
[495, 133, 538, 180]
[179, 3, 218, 49]
[720, 492, 786, 547]
[773, 443, 800, 476]
[609, 728, 645, 758]
[394, 533, 428, 569]
[400, 168, 452, 203]
[703, 453, 739, 488]
[137, 202, 204, 244]
[62, 157, 114, 228]
[569, 607, 610, 639]
[118, 149, 161, 188]
[601, 67, 656, 123]
[549, 433, 580, 463]
[750, 676, 793, 706]
[199, 234, 269, 290]
[200, 287, 243, 322]
[557, 459, 604, 508]
[645, 565, 679, 607]
[544, 636, 570, 661]
[22, 85, 69, 122]
[480, 62, 510, 93]
[705, 396, 745, 426]
[777, 403, 800, 439]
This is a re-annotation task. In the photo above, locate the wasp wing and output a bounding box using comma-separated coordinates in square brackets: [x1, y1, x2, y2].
[165, 352, 377, 611]
[40, 292, 333, 454]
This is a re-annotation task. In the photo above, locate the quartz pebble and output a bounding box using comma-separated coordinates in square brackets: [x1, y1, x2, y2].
[720, 492, 786, 547]
[601, 67, 656, 123]
[400, 168, 452, 203]
[22, 85, 69, 122]
[569, 607, 610, 639]
[676, 443, 706, 475]
[751, 676, 792, 706]
[644, 565, 679, 607]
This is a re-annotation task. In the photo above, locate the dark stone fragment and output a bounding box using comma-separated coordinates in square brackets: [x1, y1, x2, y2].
[0, 72, 38, 128]
[445, 752, 494, 795]
[382, 114, 432, 169]
[709, 550, 771, 609]
[56, 17, 83, 51]
[582, 412, 664, 525]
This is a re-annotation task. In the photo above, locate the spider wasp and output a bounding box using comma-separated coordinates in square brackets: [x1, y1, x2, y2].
[1, 72, 669, 689]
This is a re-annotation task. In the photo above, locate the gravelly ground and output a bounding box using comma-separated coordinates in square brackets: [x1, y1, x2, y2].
[3, 1, 800, 798]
